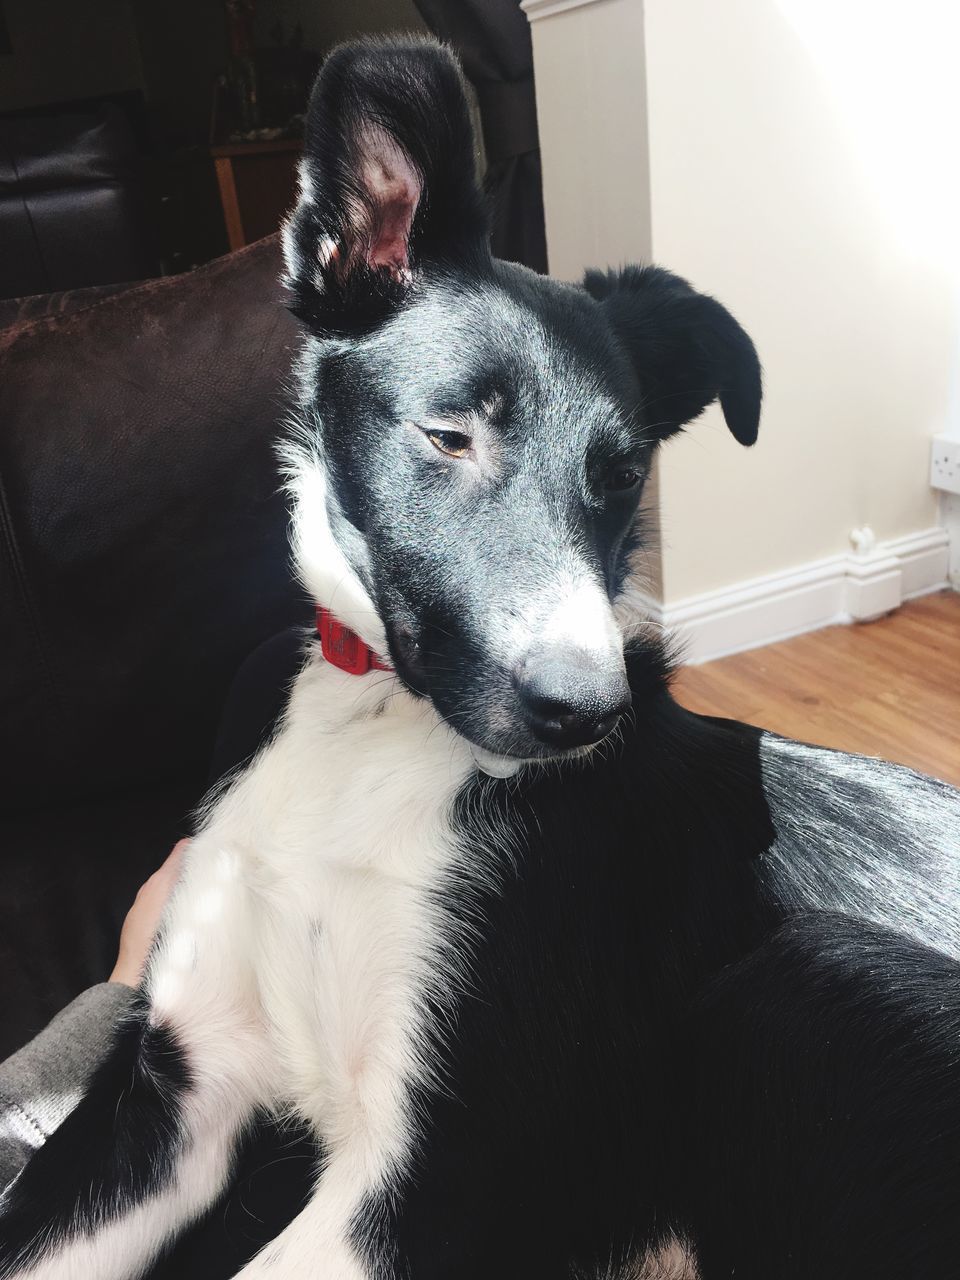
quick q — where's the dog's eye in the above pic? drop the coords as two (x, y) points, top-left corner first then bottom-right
(424, 428), (472, 459)
(605, 465), (642, 492)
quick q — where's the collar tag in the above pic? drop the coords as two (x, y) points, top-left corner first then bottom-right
(316, 606), (391, 676)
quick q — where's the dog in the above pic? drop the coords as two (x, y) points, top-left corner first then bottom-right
(2, 36), (959, 1280)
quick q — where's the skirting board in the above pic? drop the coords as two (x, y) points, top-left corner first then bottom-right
(641, 527), (951, 666)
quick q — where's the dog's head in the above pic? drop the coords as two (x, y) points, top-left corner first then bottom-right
(282, 38), (761, 770)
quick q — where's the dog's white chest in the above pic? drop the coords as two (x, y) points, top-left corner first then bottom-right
(216, 653), (477, 1161)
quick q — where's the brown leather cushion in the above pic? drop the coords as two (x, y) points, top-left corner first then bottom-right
(0, 235), (309, 812)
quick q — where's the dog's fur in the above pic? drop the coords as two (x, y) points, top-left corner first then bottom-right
(2, 38), (959, 1280)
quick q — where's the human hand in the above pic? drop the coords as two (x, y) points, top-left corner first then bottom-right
(109, 839), (188, 987)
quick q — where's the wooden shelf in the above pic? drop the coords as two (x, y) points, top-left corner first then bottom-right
(211, 138), (302, 251)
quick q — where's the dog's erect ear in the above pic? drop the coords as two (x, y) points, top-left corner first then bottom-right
(284, 37), (488, 336)
(584, 265), (762, 446)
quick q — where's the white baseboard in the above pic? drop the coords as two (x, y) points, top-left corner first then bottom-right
(642, 527), (950, 665)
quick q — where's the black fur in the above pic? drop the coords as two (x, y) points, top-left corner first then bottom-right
(366, 663), (780, 1278)
(284, 38), (488, 337)
(354, 673), (960, 1278)
(284, 38), (960, 1276)
(681, 913), (960, 1277)
(285, 40), (761, 760)
(0, 1001), (190, 1276)
(583, 265), (762, 445)
(3, 35), (958, 1280)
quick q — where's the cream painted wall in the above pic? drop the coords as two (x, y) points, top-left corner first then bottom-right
(527, 0), (652, 280)
(527, 0), (663, 594)
(527, 0), (958, 604)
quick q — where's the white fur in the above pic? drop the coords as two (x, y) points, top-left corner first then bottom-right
(538, 573), (623, 657)
(11, 371), (638, 1276)
(280, 160), (315, 286)
(226, 653), (482, 1276)
(284, 451), (388, 657)
(11, 1105), (253, 1280)
(489, 557), (624, 676)
(16, 587), (497, 1278)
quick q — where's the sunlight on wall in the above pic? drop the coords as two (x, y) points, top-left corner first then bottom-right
(777, 0), (960, 278)
(531, 0), (959, 600)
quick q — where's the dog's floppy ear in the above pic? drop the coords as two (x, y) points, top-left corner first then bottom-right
(284, 37), (488, 336)
(584, 265), (762, 445)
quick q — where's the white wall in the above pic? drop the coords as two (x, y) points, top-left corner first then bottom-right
(528, 0), (958, 607)
(527, 0), (663, 594)
(526, 0), (652, 281)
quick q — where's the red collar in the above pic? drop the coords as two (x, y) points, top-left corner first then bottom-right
(316, 606), (392, 676)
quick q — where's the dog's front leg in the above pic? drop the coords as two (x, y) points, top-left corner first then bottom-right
(0, 836), (273, 1280)
(232, 1056), (411, 1280)
(233, 1148), (387, 1280)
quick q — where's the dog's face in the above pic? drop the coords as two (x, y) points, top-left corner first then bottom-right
(283, 39), (761, 768)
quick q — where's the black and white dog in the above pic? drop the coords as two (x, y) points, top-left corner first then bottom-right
(2, 37), (959, 1280)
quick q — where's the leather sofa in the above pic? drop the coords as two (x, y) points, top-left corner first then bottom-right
(0, 102), (158, 301)
(0, 235), (310, 1062)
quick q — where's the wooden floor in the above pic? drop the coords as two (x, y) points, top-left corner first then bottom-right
(672, 590), (960, 787)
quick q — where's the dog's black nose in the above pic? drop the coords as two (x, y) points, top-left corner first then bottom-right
(517, 652), (631, 750)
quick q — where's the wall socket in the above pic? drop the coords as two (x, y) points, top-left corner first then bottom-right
(930, 435), (960, 496)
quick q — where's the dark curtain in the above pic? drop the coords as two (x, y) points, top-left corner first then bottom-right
(412, 0), (548, 274)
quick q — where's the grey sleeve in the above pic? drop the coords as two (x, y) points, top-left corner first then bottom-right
(0, 982), (139, 1190)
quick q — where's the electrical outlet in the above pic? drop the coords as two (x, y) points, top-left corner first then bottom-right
(930, 435), (960, 496)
